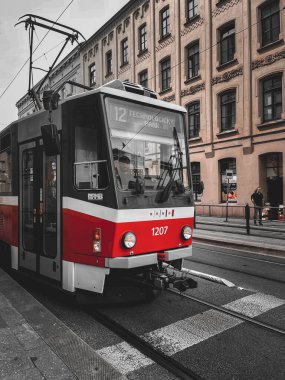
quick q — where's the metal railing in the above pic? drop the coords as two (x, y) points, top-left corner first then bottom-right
(195, 203), (285, 236)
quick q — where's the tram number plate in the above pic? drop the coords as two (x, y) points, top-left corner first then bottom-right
(151, 226), (168, 236)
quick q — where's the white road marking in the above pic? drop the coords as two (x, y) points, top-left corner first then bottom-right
(224, 293), (285, 318)
(96, 293), (285, 374)
(97, 341), (153, 375)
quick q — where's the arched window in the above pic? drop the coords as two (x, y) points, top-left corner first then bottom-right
(220, 90), (236, 132)
(186, 0), (199, 21)
(260, 0), (280, 47)
(160, 57), (171, 91)
(219, 22), (235, 65)
(89, 63), (96, 87)
(220, 158), (237, 203)
(262, 74), (282, 122)
(188, 102), (200, 138)
(138, 24), (147, 53)
(191, 162), (203, 201)
(187, 42), (199, 79)
(160, 6), (170, 38)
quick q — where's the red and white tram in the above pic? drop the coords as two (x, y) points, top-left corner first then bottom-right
(0, 80), (196, 295)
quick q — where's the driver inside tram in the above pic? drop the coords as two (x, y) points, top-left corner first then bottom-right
(116, 155), (133, 189)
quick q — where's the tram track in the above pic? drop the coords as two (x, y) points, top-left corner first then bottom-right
(86, 307), (204, 380)
(167, 288), (285, 337)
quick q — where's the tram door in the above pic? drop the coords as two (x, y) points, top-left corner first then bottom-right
(19, 141), (61, 281)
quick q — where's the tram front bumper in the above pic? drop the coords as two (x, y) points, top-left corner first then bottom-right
(105, 246), (192, 269)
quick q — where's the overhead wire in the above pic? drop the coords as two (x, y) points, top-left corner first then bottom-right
(0, 0), (74, 100)
(1, 4), (284, 102)
(33, 39), (66, 63)
(117, 6), (285, 150)
(147, 5), (285, 84)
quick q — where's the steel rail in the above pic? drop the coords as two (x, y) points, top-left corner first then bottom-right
(167, 288), (285, 337)
(87, 308), (203, 380)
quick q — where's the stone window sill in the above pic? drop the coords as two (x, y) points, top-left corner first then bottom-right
(137, 49), (148, 57)
(184, 14), (200, 27)
(257, 39), (284, 54)
(105, 72), (113, 78)
(120, 62), (129, 69)
(158, 33), (172, 44)
(159, 87), (172, 96)
(217, 59), (238, 72)
(216, 0), (231, 6)
(257, 119), (284, 130)
(189, 136), (201, 142)
(216, 129), (238, 137)
(184, 75), (201, 85)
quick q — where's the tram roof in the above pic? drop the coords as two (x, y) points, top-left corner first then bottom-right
(61, 80), (187, 114)
(6, 80), (187, 131)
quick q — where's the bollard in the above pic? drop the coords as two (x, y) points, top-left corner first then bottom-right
(245, 203), (250, 235)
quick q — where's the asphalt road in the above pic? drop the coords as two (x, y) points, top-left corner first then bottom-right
(187, 242), (285, 299)
(18, 244), (285, 380)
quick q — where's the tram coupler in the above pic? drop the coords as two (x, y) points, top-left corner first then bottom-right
(148, 266), (197, 291)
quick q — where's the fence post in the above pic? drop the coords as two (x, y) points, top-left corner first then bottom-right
(245, 204), (250, 235)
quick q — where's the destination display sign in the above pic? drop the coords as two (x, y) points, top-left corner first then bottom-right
(105, 98), (181, 138)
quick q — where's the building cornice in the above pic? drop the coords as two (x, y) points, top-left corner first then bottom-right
(211, 66), (243, 86)
(252, 49), (285, 71)
(81, 0), (147, 53)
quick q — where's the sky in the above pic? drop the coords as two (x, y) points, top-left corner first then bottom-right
(0, 0), (129, 129)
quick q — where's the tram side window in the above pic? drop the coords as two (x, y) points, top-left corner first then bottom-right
(74, 126), (109, 190)
(0, 134), (12, 193)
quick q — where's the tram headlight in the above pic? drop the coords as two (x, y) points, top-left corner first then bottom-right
(181, 226), (192, 240)
(122, 232), (136, 249)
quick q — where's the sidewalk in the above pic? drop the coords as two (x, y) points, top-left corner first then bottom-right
(0, 267), (126, 380)
(194, 216), (285, 257)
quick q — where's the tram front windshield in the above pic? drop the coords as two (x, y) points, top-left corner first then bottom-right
(105, 97), (190, 196)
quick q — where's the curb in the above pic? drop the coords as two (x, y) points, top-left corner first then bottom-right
(193, 235), (285, 258)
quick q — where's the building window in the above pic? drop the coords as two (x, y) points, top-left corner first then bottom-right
(220, 158), (237, 203)
(187, 42), (199, 79)
(121, 39), (128, 66)
(89, 63), (96, 86)
(160, 7), (170, 38)
(106, 50), (112, 76)
(161, 57), (171, 91)
(264, 153), (283, 209)
(262, 74), (282, 122)
(260, 0), (280, 47)
(191, 162), (203, 201)
(139, 24), (147, 53)
(187, 0), (198, 21)
(220, 90), (236, 132)
(139, 70), (148, 88)
(188, 102), (200, 138)
(220, 23), (235, 65)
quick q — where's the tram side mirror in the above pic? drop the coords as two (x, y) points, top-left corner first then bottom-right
(41, 124), (61, 156)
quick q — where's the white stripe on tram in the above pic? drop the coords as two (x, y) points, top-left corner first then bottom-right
(63, 196), (194, 223)
(96, 293), (285, 375)
(0, 196), (18, 206)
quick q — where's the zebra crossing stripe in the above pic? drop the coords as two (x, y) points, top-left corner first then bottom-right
(96, 341), (153, 375)
(96, 293), (285, 375)
(224, 293), (285, 318)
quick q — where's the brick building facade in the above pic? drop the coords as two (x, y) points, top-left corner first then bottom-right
(17, 0), (285, 209)
(81, 0), (285, 208)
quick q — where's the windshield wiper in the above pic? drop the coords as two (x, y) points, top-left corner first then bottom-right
(155, 127), (185, 203)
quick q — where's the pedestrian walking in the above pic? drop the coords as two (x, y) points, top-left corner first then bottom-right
(251, 187), (264, 226)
